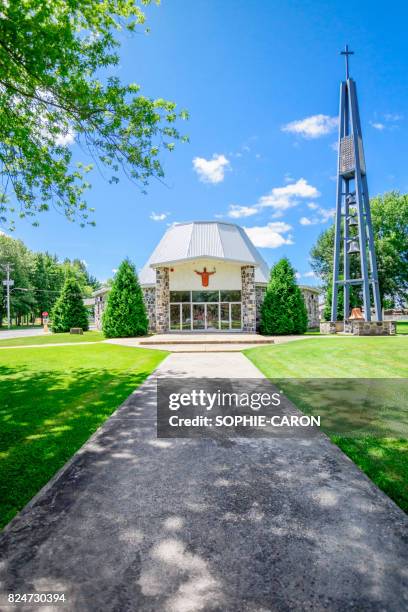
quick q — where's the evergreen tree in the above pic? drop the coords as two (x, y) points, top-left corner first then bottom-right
(32, 252), (65, 322)
(260, 258), (308, 335)
(102, 259), (148, 338)
(51, 275), (89, 333)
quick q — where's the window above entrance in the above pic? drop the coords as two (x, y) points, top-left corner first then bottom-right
(170, 290), (242, 303)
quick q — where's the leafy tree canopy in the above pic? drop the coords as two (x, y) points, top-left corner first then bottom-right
(311, 192), (408, 309)
(0, 0), (188, 230)
(260, 257), (308, 335)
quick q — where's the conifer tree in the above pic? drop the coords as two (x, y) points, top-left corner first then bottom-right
(260, 258), (308, 335)
(51, 275), (89, 333)
(102, 259), (148, 338)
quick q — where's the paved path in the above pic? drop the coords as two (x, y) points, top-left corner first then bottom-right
(1, 353), (407, 611)
(105, 334), (313, 352)
(0, 328), (48, 340)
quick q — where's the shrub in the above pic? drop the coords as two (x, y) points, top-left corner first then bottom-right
(260, 258), (308, 335)
(102, 259), (148, 338)
(51, 276), (89, 333)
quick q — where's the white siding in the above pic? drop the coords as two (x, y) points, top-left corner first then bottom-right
(169, 260), (242, 291)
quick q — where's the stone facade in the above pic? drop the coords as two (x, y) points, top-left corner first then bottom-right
(94, 289), (109, 330)
(320, 320), (396, 335)
(343, 320), (396, 336)
(320, 321), (343, 334)
(300, 287), (320, 328)
(155, 267), (169, 333)
(241, 265), (256, 332)
(255, 285), (266, 331)
(142, 287), (156, 332)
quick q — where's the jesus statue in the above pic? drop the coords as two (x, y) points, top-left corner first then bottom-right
(195, 267), (215, 287)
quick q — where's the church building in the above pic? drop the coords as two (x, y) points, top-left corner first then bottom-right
(94, 221), (319, 332)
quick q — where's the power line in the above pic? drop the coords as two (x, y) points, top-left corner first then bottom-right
(10, 287), (91, 297)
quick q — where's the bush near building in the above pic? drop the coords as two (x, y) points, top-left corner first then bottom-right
(51, 276), (89, 333)
(260, 258), (308, 335)
(102, 259), (148, 338)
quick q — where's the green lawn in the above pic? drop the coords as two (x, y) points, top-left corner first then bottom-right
(0, 330), (105, 347)
(0, 343), (167, 528)
(397, 321), (408, 335)
(245, 337), (408, 512)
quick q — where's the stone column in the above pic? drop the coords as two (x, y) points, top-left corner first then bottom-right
(155, 267), (169, 333)
(142, 287), (156, 332)
(255, 285), (266, 331)
(241, 265), (256, 332)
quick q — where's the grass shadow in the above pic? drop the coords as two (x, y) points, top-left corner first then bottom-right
(0, 345), (165, 528)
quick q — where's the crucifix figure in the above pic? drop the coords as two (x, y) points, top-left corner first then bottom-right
(195, 266), (215, 287)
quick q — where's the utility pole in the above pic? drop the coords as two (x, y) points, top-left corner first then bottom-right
(1, 263), (14, 329)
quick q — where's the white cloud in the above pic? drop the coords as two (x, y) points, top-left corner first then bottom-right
(370, 114), (403, 132)
(330, 141), (339, 152)
(244, 222), (293, 249)
(258, 178), (320, 212)
(150, 212), (168, 222)
(299, 206), (334, 226)
(55, 127), (75, 146)
(222, 178), (320, 222)
(370, 121), (385, 131)
(192, 154), (230, 184)
(318, 207), (335, 222)
(112, 268), (118, 274)
(303, 271), (317, 278)
(282, 114), (338, 139)
(295, 272), (301, 279)
(384, 113), (403, 122)
(227, 205), (258, 219)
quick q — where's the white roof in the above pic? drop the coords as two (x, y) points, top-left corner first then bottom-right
(139, 221), (270, 286)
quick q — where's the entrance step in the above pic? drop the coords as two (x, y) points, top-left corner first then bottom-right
(140, 333), (275, 346)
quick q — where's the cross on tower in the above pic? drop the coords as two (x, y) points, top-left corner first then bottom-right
(331, 47), (382, 323)
(340, 44), (354, 80)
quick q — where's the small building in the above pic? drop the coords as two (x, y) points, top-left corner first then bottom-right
(94, 286), (110, 330)
(94, 221), (319, 333)
(299, 285), (320, 329)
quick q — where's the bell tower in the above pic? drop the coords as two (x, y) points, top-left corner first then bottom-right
(331, 45), (382, 322)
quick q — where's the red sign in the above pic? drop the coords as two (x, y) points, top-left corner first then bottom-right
(42, 311), (49, 317)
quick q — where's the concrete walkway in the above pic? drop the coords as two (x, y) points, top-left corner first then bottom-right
(0, 353), (407, 611)
(0, 327), (49, 340)
(105, 334), (311, 352)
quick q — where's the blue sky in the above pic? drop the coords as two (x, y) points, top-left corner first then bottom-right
(9, 0), (408, 285)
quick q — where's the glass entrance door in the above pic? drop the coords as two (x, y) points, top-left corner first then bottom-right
(206, 303), (219, 330)
(192, 304), (205, 330)
(169, 291), (242, 331)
